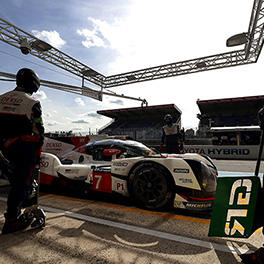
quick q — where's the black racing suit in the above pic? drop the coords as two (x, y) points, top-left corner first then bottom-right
(161, 123), (182, 154)
(0, 89), (44, 220)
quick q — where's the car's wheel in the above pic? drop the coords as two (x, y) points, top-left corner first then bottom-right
(129, 162), (173, 209)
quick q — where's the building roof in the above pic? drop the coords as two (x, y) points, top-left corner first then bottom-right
(197, 95), (264, 117)
(97, 104), (182, 120)
(210, 126), (260, 132)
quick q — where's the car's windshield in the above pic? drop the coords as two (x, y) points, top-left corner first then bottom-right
(123, 141), (158, 157)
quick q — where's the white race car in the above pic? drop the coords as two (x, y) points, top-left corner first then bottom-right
(40, 139), (217, 210)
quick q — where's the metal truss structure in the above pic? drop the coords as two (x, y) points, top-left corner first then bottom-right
(104, 0), (264, 88)
(104, 49), (253, 88)
(0, 71), (147, 105)
(0, 18), (105, 86)
(246, 0), (264, 60)
(0, 0), (264, 96)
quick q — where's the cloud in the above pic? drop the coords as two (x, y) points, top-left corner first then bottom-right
(43, 112), (52, 118)
(77, 1), (237, 75)
(32, 30), (66, 49)
(77, 27), (106, 48)
(72, 120), (89, 124)
(46, 121), (57, 126)
(35, 90), (47, 100)
(74, 97), (85, 106)
(109, 99), (124, 105)
(86, 112), (102, 118)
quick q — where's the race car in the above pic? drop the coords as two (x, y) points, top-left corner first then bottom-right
(60, 139), (158, 165)
(40, 139), (218, 210)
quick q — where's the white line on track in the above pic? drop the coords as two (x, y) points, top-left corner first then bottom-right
(114, 234), (159, 247)
(0, 196), (239, 254)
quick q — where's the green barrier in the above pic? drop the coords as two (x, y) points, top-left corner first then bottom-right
(209, 107), (264, 238)
(208, 176), (261, 238)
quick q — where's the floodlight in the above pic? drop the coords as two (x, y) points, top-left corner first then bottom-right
(196, 61), (207, 68)
(226, 33), (248, 47)
(20, 38), (31, 54)
(31, 39), (52, 52)
(81, 68), (99, 77)
(126, 75), (137, 81)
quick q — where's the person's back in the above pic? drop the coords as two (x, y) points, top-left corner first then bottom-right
(0, 89), (40, 138)
(0, 68), (45, 234)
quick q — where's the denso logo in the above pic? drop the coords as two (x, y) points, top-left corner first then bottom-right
(46, 143), (62, 148)
(0, 97), (23, 105)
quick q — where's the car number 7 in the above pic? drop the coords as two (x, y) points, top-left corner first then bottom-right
(94, 175), (102, 189)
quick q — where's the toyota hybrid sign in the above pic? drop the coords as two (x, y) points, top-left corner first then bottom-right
(184, 145), (262, 160)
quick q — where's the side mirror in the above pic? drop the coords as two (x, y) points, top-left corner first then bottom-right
(103, 149), (121, 156)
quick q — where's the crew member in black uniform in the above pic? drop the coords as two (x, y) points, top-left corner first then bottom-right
(0, 68), (45, 234)
(161, 114), (183, 154)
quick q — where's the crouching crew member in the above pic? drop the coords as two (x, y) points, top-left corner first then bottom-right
(161, 114), (184, 154)
(0, 68), (46, 234)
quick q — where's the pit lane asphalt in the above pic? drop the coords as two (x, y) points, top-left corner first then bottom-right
(0, 159), (264, 264)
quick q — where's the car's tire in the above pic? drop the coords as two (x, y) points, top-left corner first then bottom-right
(129, 162), (173, 209)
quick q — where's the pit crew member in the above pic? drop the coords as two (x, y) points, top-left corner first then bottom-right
(0, 68), (45, 234)
(161, 114), (183, 154)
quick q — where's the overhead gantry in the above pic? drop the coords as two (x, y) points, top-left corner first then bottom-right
(0, 0), (264, 102)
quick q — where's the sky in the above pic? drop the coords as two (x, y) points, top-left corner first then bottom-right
(0, 0), (262, 134)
